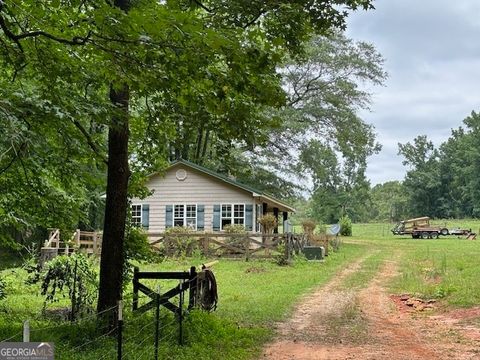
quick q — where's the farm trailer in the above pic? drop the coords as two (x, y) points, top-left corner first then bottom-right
(391, 217), (475, 239)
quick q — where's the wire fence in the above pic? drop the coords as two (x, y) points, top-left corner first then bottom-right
(1, 286), (189, 359)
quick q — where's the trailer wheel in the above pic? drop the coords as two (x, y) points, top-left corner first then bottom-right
(440, 228), (449, 236)
(421, 231), (430, 239)
(431, 232), (439, 239)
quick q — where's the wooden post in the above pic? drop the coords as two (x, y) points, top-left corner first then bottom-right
(75, 229), (81, 247)
(117, 300), (123, 360)
(244, 236), (250, 262)
(188, 266), (197, 310)
(23, 320), (30, 342)
(93, 231), (98, 255)
(273, 208), (279, 234)
(132, 267), (139, 311)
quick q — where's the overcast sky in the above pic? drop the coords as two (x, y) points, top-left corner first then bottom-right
(345, 0), (480, 185)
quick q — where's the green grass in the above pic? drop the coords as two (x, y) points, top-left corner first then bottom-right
(351, 220), (480, 307)
(0, 243), (368, 359)
(3, 220), (480, 359)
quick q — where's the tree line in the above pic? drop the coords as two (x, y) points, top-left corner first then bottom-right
(305, 111), (480, 224)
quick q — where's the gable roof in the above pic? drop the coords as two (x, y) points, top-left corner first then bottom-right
(158, 159), (295, 212)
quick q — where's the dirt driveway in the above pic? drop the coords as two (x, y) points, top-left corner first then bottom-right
(262, 255), (480, 360)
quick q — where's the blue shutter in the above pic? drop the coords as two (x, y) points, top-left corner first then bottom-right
(165, 205), (173, 229)
(197, 205), (205, 231)
(245, 204), (253, 231)
(213, 205), (221, 231)
(142, 204), (150, 229)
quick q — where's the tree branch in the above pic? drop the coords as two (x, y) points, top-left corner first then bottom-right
(0, 13), (92, 52)
(72, 119), (108, 165)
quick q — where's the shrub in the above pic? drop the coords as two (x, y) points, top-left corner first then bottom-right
(32, 254), (98, 320)
(0, 276), (5, 300)
(302, 219), (316, 235)
(258, 214), (277, 234)
(339, 215), (352, 236)
(164, 226), (198, 257)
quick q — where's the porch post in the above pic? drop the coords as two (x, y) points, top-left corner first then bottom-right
(283, 212), (288, 234)
(273, 207), (279, 234)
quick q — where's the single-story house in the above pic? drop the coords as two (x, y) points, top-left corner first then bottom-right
(130, 160), (295, 237)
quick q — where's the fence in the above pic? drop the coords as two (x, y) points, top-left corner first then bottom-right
(0, 263), (218, 359)
(150, 232), (306, 261)
(40, 229), (102, 265)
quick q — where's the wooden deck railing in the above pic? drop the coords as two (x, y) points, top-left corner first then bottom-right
(40, 229), (102, 265)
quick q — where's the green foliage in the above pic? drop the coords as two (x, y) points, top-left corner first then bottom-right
(223, 224), (247, 234)
(163, 227), (198, 258)
(339, 215), (352, 236)
(0, 276), (5, 300)
(125, 226), (154, 262)
(32, 254), (98, 318)
(258, 214), (277, 234)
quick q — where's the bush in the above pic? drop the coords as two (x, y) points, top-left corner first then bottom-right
(339, 215), (352, 236)
(164, 226), (198, 257)
(302, 219), (316, 235)
(0, 276), (5, 300)
(32, 254), (98, 320)
(258, 214), (277, 234)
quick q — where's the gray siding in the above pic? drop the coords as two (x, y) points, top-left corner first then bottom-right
(131, 164), (257, 233)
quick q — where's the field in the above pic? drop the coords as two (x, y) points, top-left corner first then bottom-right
(1, 220), (480, 359)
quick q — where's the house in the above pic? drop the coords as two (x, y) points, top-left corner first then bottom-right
(130, 160), (295, 238)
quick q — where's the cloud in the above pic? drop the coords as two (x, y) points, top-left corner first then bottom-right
(345, 0), (480, 184)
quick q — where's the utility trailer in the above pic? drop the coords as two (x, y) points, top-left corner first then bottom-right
(392, 217), (475, 239)
(391, 217), (448, 239)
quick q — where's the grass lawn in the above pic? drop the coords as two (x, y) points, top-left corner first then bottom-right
(0, 243), (367, 359)
(2, 220), (480, 359)
(351, 220), (480, 307)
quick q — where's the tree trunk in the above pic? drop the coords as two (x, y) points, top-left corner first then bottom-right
(97, 83), (130, 325)
(96, 0), (131, 328)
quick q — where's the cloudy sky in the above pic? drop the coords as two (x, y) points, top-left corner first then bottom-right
(345, 0), (480, 185)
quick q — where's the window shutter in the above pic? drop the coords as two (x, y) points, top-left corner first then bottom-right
(142, 204), (150, 229)
(245, 204), (253, 231)
(197, 205), (205, 231)
(213, 205), (221, 231)
(165, 205), (173, 228)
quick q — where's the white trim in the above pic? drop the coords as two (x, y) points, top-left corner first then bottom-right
(172, 203), (198, 230)
(131, 204), (143, 227)
(220, 203), (246, 230)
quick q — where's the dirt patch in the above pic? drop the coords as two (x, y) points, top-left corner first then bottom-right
(262, 256), (480, 360)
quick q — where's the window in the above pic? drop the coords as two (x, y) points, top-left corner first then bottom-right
(173, 204), (197, 229)
(221, 204), (245, 229)
(234, 204), (245, 225)
(131, 204), (142, 227)
(221, 205), (232, 229)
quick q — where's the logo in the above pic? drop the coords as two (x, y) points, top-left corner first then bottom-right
(0, 342), (54, 360)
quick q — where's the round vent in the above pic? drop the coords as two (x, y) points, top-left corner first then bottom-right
(176, 168), (187, 181)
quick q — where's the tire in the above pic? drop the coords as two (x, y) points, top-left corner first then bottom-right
(440, 228), (449, 236)
(421, 231), (430, 239)
(431, 232), (439, 239)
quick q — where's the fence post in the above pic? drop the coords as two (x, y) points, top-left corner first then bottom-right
(132, 267), (139, 311)
(23, 320), (30, 342)
(244, 236), (250, 262)
(286, 234), (291, 264)
(188, 266), (197, 310)
(154, 287), (160, 360)
(178, 280), (184, 346)
(117, 300), (123, 360)
(71, 259), (78, 322)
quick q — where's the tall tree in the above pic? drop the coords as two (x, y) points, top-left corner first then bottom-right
(1, 0), (376, 326)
